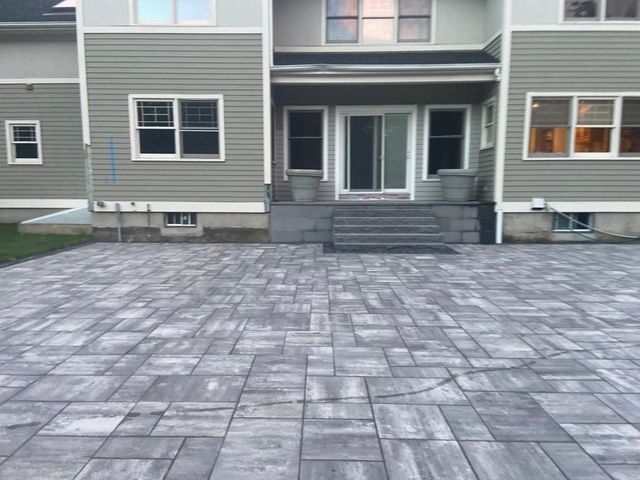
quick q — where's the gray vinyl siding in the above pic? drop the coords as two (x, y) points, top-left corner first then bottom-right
(84, 33), (265, 203)
(504, 31), (640, 202)
(0, 84), (85, 199)
(272, 84), (487, 202)
(0, 31), (78, 80)
(484, 33), (501, 61)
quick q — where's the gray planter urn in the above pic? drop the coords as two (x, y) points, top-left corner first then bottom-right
(438, 169), (477, 202)
(286, 169), (323, 202)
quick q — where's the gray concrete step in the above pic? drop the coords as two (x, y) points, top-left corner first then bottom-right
(333, 216), (438, 226)
(332, 243), (453, 253)
(334, 225), (441, 234)
(333, 207), (437, 217)
(334, 233), (444, 244)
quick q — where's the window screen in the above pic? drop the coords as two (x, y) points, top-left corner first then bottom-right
(621, 98), (640, 155)
(327, 0), (359, 42)
(428, 110), (466, 176)
(288, 111), (324, 171)
(136, 101), (176, 155)
(180, 101), (220, 157)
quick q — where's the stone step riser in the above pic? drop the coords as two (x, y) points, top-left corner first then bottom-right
(334, 217), (438, 226)
(334, 233), (444, 244)
(333, 209), (437, 218)
(334, 225), (441, 234)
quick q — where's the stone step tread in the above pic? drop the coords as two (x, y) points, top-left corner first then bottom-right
(334, 234), (444, 244)
(333, 244), (453, 253)
(334, 226), (441, 234)
(333, 209), (437, 217)
(333, 216), (438, 225)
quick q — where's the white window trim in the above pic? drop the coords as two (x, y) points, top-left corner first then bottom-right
(523, 92), (640, 161)
(553, 212), (594, 233)
(128, 94), (225, 162)
(334, 105), (417, 200)
(481, 97), (496, 150)
(5, 120), (43, 165)
(423, 105), (471, 181)
(165, 212), (198, 227)
(561, 0), (640, 23)
(322, 0), (437, 46)
(283, 106), (329, 182)
(131, 0), (217, 26)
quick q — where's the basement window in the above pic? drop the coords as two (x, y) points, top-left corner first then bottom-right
(166, 212), (197, 227)
(553, 212), (594, 232)
(5, 121), (42, 165)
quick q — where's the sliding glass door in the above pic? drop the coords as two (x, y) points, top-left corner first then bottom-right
(344, 112), (410, 192)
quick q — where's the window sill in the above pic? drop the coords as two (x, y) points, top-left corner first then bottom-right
(480, 145), (495, 151)
(133, 159), (224, 163)
(524, 156), (640, 161)
(8, 160), (43, 166)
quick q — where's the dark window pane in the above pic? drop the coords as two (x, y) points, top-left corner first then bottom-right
(137, 101), (174, 127)
(565, 0), (600, 19)
(139, 129), (176, 154)
(622, 98), (640, 125)
(327, 0), (358, 17)
(182, 131), (219, 156)
(399, 0), (432, 16)
(12, 126), (37, 142)
(531, 99), (571, 127)
(290, 138), (323, 170)
(606, 0), (639, 18)
(289, 112), (323, 138)
(15, 143), (38, 159)
(181, 101), (217, 129)
(327, 18), (358, 42)
(621, 127), (640, 154)
(430, 111), (464, 136)
(554, 214), (572, 231)
(574, 213), (592, 229)
(428, 138), (462, 175)
(398, 17), (430, 41)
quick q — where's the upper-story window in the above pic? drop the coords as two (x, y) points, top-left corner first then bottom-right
(136, 0), (214, 25)
(326, 0), (432, 44)
(564, 0), (639, 21)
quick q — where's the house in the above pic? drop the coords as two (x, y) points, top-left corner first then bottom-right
(1, 0), (640, 245)
(0, 0), (86, 224)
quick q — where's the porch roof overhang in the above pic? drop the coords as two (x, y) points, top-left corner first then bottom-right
(271, 50), (500, 85)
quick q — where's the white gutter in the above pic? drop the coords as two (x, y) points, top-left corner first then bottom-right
(271, 63), (501, 73)
(0, 22), (75, 29)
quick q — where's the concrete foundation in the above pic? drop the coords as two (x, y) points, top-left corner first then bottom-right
(504, 212), (640, 243)
(270, 202), (496, 245)
(0, 208), (62, 224)
(93, 212), (269, 243)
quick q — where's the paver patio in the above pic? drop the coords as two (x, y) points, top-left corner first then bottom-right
(0, 243), (640, 479)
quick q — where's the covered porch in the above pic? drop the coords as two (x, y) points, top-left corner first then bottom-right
(269, 53), (498, 246)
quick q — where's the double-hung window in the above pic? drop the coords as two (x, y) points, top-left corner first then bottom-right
(5, 121), (42, 165)
(136, 0), (214, 25)
(326, 0), (432, 44)
(526, 95), (640, 159)
(564, 0), (639, 21)
(481, 100), (496, 149)
(426, 108), (469, 178)
(285, 108), (327, 178)
(132, 96), (224, 161)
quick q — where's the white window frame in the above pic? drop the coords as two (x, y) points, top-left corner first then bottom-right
(553, 212), (594, 232)
(423, 105), (471, 181)
(128, 94), (225, 162)
(562, 0), (640, 22)
(5, 120), (43, 165)
(522, 92), (640, 160)
(481, 98), (496, 150)
(132, 0), (216, 26)
(165, 212), (198, 227)
(323, 0), (436, 45)
(283, 106), (329, 182)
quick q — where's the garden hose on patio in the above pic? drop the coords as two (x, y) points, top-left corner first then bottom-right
(546, 206), (640, 242)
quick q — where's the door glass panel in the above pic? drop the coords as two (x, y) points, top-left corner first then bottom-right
(384, 114), (409, 189)
(349, 116), (382, 190)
